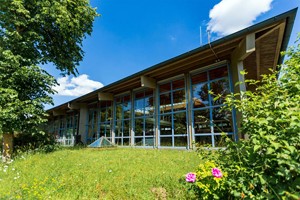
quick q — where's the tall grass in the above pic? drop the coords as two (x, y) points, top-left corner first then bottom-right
(0, 148), (198, 199)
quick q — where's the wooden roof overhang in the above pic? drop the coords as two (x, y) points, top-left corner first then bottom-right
(47, 8), (297, 115)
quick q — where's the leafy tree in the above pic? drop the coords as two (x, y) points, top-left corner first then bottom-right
(0, 0), (98, 161)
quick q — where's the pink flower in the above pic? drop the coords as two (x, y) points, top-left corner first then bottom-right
(212, 168), (223, 178)
(185, 172), (196, 183)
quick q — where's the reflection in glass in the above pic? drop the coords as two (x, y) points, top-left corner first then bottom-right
(135, 138), (143, 146)
(192, 83), (209, 108)
(135, 118), (143, 136)
(209, 66), (228, 80)
(195, 135), (212, 147)
(172, 79), (184, 90)
(174, 112), (187, 134)
(212, 107), (233, 133)
(160, 137), (172, 146)
(145, 96), (154, 116)
(194, 109), (211, 134)
(160, 93), (171, 113)
(192, 72), (207, 85)
(160, 115), (172, 135)
(160, 82), (171, 93)
(174, 136), (187, 147)
(145, 120), (154, 136)
(211, 79), (230, 105)
(173, 90), (186, 112)
(123, 138), (130, 146)
(123, 120), (130, 136)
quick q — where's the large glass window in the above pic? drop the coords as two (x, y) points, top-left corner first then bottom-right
(158, 78), (188, 147)
(114, 94), (131, 146)
(192, 65), (234, 147)
(134, 89), (154, 147)
(86, 104), (98, 143)
(48, 112), (78, 146)
(98, 101), (113, 140)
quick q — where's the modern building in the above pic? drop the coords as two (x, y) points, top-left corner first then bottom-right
(46, 8), (297, 149)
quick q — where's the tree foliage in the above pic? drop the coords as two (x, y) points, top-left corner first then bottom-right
(0, 0), (98, 138)
(184, 35), (300, 199)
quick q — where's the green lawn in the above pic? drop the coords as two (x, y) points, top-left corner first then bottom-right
(0, 148), (199, 199)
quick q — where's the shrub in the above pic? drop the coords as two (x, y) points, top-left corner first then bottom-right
(183, 36), (300, 199)
(13, 132), (60, 154)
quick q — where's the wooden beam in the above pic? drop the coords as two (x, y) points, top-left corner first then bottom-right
(273, 21), (286, 69)
(256, 40), (261, 80)
(53, 110), (65, 116)
(68, 103), (86, 110)
(98, 92), (114, 101)
(237, 61), (246, 92)
(141, 76), (156, 88)
(232, 33), (256, 61)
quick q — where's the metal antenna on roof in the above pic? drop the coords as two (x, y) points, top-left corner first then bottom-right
(200, 26), (203, 46)
(207, 30), (220, 62)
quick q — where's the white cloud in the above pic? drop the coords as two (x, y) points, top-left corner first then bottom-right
(207, 0), (273, 36)
(53, 74), (104, 96)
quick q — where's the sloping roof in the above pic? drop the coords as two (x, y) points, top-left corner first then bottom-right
(47, 8), (297, 113)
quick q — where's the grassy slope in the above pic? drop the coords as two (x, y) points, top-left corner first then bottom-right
(0, 148), (199, 199)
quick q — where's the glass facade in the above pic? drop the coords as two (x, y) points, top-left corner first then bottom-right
(158, 78), (188, 147)
(134, 89), (155, 146)
(47, 112), (78, 146)
(191, 65), (234, 147)
(114, 94), (131, 146)
(83, 64), (236, 148)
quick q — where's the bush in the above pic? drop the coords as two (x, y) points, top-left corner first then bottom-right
(13, 132), (60, 154)
(183, 36), (300, 199)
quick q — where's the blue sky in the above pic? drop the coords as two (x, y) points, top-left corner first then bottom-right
(45, 0), (300, 109)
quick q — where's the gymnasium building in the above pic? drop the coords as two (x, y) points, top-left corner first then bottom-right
(46, 9), (297, 149)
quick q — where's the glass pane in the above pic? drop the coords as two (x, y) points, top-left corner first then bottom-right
(194, 109), (211, 134)
(123, 138), (130, 146)
(192, 83), (209, 108)
(192, 72), (207, 85)
(134, 98), (144, 117)
(160, 93), (171, 113)
(100, 109), (106, 122)
(123, 120), (130, 136)
(107, 106), (112, 121)
(212, 108), (233, 133)
(116, 104), (122, 120)
(145, 96), (154, 116)
(100, 126), (105, 137)
(145, 118), (154, 136)
(160, 115), (172, 135)
(174, 136), (187, 147)
(144, 89), (153, 97)
(160, 137), (172, 146)
(115, 138), (122, 146)
(211, 79), (230, 105)
(172, 79), (185, 90)
(160, 82), (171, 93)
(145, 137), (154, 146)
(173, 90), (186, 112)
(174, 112), (187, 135)
(123, 102), (131, 119)
(135, 118), (143, 136)
(135, 91), (145, 99)
(209, 66), (228, 80)
(115, 121), (122, 137)
(135, 138), (143, 146)
(195, 135), (212, 147)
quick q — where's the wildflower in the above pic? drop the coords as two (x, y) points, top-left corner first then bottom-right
(185, 172), (196, 183)
(212, 168), (223, 178)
